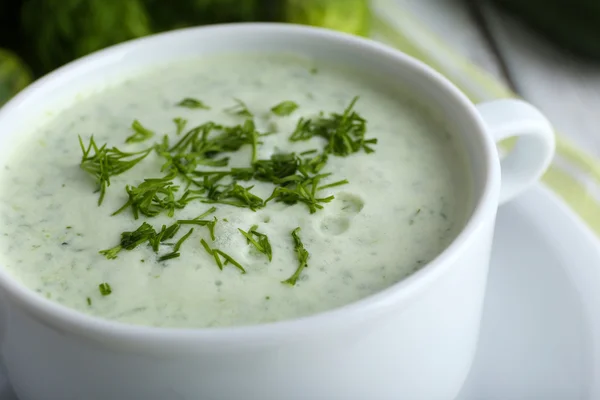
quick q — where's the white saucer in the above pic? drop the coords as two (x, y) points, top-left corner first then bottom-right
(0, 184), (598, 400)
(458, 184), (600, 400)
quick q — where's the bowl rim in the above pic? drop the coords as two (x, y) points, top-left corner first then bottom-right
(0, 22), (499, 348)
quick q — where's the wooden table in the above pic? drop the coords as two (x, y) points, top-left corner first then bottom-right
(398, 0), (600, 159)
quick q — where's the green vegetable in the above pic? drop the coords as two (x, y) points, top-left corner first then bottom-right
(21, 0), (152, 75)
(158, 227), (194, 261)
(94, 99), (369, 282)
(271, 100), (299, 116)
(98, 283), (112, 296)
(290, 96), (376, 156)
(177, 215), (218, 241)
(112, 174), (200, 219)
(239, 225), (272, 261)
(224, 98), (254, 118)
(100, 219), (201, 261)
(19, 0), (372, 77)
(0, 48), (32, 106)
(264, 173), (344, 214)
(282, 0), (371, 36)
(78, 135), (153, 205)
(99, 221), (158, 259)
(126, 119), (155, 144)
(282, 227), (309, 285)
(173, 118), (188, 135)
(200, 239), (246, 273)
(176, 98), (210, 110)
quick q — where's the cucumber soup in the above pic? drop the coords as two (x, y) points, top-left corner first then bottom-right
(0, 55), (470, 328)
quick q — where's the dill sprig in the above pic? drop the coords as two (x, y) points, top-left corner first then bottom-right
(158, 119), (260, 178)
(224, 98), (253, 118)
(178, 214), (218, 241)
(148, 223), (181, 252)
(238, 225), (272, 261)
(290, 96), (377, 156)
(271, 100), (299, 116)
(200, 239), (246, 273)
(265, 174), (335, 214)
(89, 97), (374, 282)
(99, 283), (112, 296)
(282, 227), (309, 285)
(125, 120), (155, 144)
(201, 183), (265, 211)
(111, 174), (204, 219)
(79, 135), (152, 205)
(191, 151), (348, 213)
(100, 220), (195, 261)
(158, 227), (194, 261)
(176, 98), (210, 109)
(99, 221), (156, 259)
(173, 118), (188, 135)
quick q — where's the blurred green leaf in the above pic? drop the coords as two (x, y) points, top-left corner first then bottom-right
(283, 0), (371, 36)
(144, 0), (261, 31)
(19, 0), (372, 77)
(21, 0), (152, 75)
(0, 48), (32, 106)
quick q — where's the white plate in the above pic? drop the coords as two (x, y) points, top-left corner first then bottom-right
(458, 184), (600, 400)
(0, 184), (599, 400)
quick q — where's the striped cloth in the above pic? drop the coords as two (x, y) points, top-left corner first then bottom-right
(370, 0), (600, 236)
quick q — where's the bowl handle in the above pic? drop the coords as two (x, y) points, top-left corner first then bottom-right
(476, 99), (556, 204)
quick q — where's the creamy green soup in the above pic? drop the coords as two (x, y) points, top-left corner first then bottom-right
(0, 55), (469, 328)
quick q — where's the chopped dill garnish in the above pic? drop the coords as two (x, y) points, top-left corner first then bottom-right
(79, 135), (152, 205)
(112, 174), (204, 219)
(264, 173), (340, 214)
(98, 283), (112, 296)
(178, 216), (218, 241)
(238, 225), (272, 261)
(190, 151), (347, 213)
(87, 97), (375, 280)
(173, 118), (188, 135)
(200, 183), (265, 211)
(99, 221), (156, 259)
(157, 252), (180, 261)
(173, 228), (194, 252)
(100, 220), (198, 261)
(125, 119), (155, 144)
(289, 96), (376, 156)
(176, 98), (210, 109)
(158, 119), (259, 177)
(318, 179), (350, 191)
(200, 239), (246, 273)
(282, 227), (309, 285)
(86, 297), (92, 305)
(271, 101), (299, 116)
(148, 223), (180, 253)
(224, 98), (253, 118)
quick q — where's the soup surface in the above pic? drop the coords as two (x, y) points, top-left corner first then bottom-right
(0, 55), (470, 328)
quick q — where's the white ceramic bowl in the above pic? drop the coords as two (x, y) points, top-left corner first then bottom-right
(0, 23), (554, 400)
